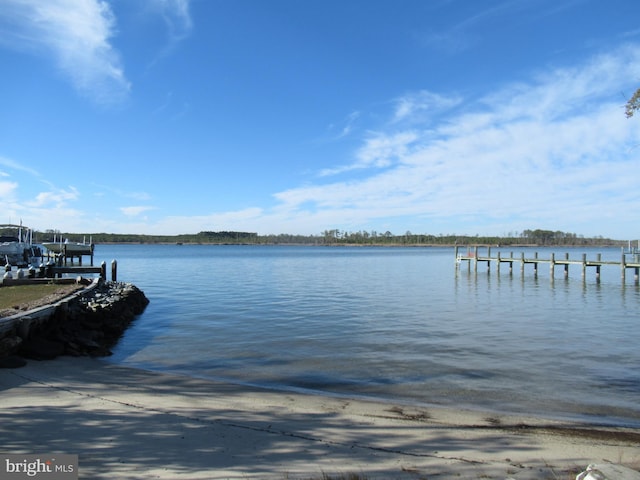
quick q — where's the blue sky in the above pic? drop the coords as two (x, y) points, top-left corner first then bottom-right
(1, 0), (640, 238)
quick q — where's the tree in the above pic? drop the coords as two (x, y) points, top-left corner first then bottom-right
(625, 88), (640, 118)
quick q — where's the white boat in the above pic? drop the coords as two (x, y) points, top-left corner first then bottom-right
(0, 223), (44, 267)
(43, 235), (94, 256)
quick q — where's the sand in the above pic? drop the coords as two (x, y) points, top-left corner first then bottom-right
(1, 357), (639, 479)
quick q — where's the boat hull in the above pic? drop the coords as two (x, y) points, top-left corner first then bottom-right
(0, 224), (43, 267)
(0, 242), (43, 267)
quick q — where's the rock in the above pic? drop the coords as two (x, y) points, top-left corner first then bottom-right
(0, 355), (27, 368)
(0, 336), (22, 357)
(20, 337), (65, 360)
(9, 280), (149, 361)
(17, 316), (34, 339)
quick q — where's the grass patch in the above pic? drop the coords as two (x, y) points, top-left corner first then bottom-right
(0, 283), (81, 311)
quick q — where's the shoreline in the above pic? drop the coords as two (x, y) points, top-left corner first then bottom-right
(109, 360), (640, 431)
(1, 357), (639, 479)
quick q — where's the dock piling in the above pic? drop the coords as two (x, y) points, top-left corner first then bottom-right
(474, 246), (479, 272)
(111, 259), (117, 282)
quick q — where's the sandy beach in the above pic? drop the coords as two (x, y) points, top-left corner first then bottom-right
(1, 357), (639, 479)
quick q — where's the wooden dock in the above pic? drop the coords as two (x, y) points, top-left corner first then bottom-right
(455, 246), (640, 284)
(2, 260), (118, 285)
(45, 242), (95, 266)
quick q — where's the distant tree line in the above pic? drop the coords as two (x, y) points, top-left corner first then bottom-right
(27, 228), (625, 247)
(37, 230), (259, 245)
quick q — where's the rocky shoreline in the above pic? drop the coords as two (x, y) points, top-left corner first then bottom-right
(0, 280), (149, 367)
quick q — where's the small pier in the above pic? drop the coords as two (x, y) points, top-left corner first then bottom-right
(455, 246), (640, 284)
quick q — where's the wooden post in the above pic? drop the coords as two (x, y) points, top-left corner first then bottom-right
(474, 246), (478, 273)
(520, 252), (525, 275)
(581, 253), (586, 279)
(635, 267), (639, 285)
(90, 243), (95, 266)
(100, 261), (106, 281)
(596, 253), (601, 282)
(621, 252), (626, 283)
(111, 259), (117, 282)
(533, 252), (538, 277)
(497, 251), (501, 273)
(550, 253), (555, 278)
(56, 254), (62, 278)
(564, 253), (569, 278)
(454, 245), (459, 267)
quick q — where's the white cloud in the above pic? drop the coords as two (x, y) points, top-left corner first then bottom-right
(319, 131), (419, 177)
(392, 90), (462, 123)
(90, 182), (152, 202)
(480, 45), (640, 124)
(0, 156), (85, 228)
(126, 192), (152, 202)
(0, 0), (130, 104)
(120, 206), (155, 217)
(417, 2), (574, 55)
(336, 110), (360, 138)
(0, 181), (18, 199)
(0, 155), (42, 178)
(28, 187), (80, 208)
(147, 0), (193, 63)
(153, 0), (192, 42)
(109, 207), (264, 235)
(356, 131), (420, 168)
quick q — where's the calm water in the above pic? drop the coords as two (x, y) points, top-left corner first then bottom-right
(98, 244), (640, 427)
